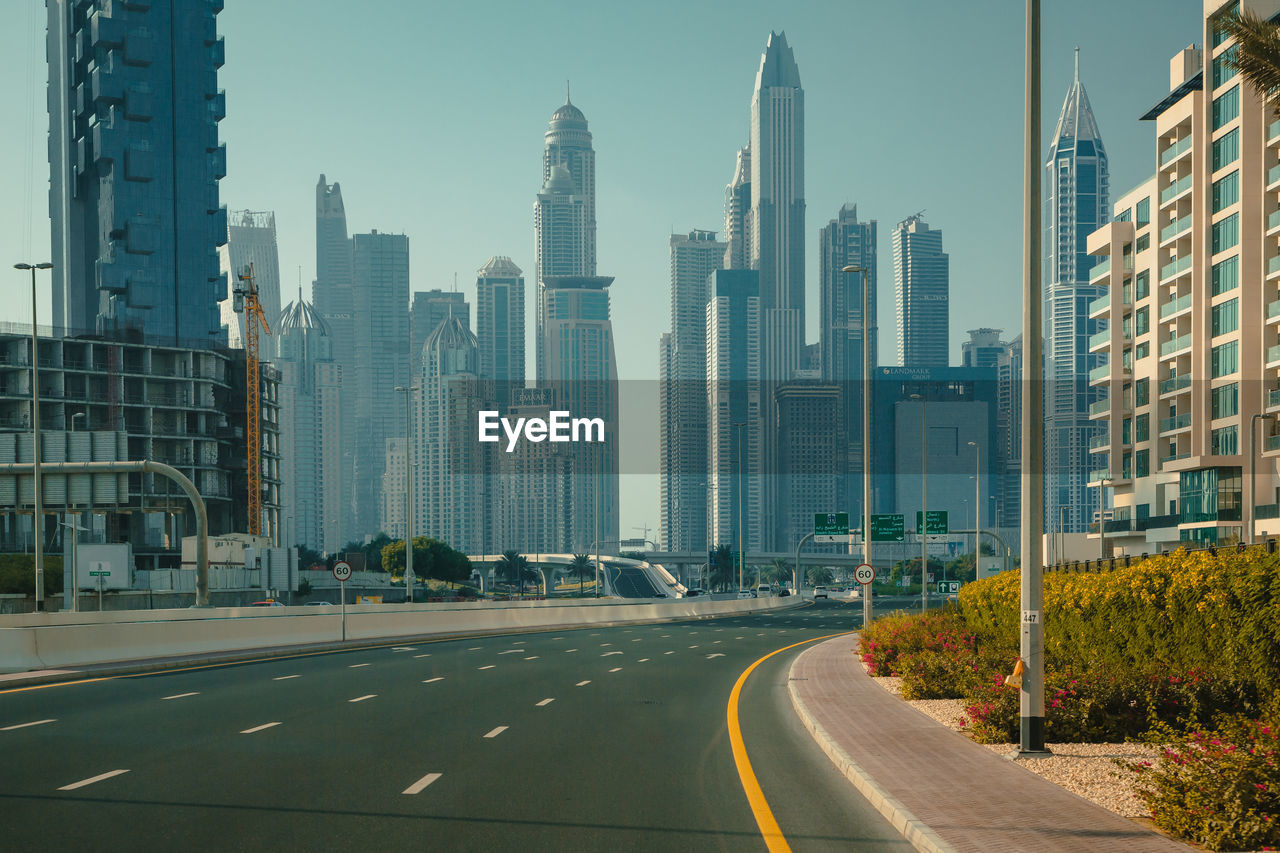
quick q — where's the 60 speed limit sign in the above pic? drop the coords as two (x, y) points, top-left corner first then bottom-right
(332, 560), (353, 582)
(854, 564), (876, 585)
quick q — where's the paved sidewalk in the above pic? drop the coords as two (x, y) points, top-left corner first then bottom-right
(788, 636), (1190, 853)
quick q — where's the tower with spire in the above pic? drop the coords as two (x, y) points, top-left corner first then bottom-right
(1043, 49), (1110, 535)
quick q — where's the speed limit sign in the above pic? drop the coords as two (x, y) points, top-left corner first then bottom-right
(854, 563), (876, 585)
(332, 560), (353, 582)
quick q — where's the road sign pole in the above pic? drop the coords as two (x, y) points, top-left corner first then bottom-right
(98, 574), (103, 612)
(341, 579), (346, 642)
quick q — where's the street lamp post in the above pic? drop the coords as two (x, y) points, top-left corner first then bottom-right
(968, 440), (981, 568)
(394, 385), (418, 603)
(15, 262), (53, 611)
(1250, 413), (1275, 545)
(733, 421), (746, 593)
(67, 411), (86, 611)
(910, 393), (927, 611)
(842, 264), (873, 627)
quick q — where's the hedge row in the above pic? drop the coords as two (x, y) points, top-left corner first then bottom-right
(0, 553), (64, 595)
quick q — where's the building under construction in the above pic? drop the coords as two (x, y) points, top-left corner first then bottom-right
(0, 324), (280, 571)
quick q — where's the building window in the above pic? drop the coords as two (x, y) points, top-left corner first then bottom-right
(1136, 233), (1150, 254)
(1122, 452), (1133, 480)
(1211, 341), (1238, 377)
(1212, 3), (1241, 48)
(1212, 128), (1239, 171)
(1213, 47), (1238, 88)
(1212, 85), (1240, 130)
(1136, 198), (1150, 227)
(1136, 449), (1150, 478)
(1115, 208), (1132, 223)
(1136, 341), (1149, 360)
(1212, 425), (1239, 455)
(1212, 255), (1238, 295)
(1123, 417), (1132, 445)
(1136, 413), (1149, 442)
(1135, 306), (1150, 337)
(1212, 213), (1239, 254)
(1211, 382), (1239, 418)
(1212, 171), (1239, 213)
(1135, 378), (1149, 407)
(1212, 298), (1238, 337)
(1135, 270), (1149, 301)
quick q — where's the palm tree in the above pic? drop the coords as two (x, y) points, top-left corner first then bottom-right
(768, 558), (792, 587)
(710, 544), (736, 592)
(1222, 10), (1280, 115)
(497, 550), (526, 595)
(570, 553), (592, 596)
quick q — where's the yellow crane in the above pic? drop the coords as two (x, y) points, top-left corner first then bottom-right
(234, 263), (270, 536)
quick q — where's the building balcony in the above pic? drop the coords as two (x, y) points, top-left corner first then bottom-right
(1159, 217), (1191, 245)
(1271, 119), (1280, 144)
(1160, 450), (1191, 465)
(1268, 255), (1280, 280)
(1159, 135), (1192, 167)
(1160, 174), (1193, 205)
(1160, 254), (1192, 282)
(1268, 300), (1280, 325)
(1087, 468), (1112, 485)
(1089, 257), (1111, 281)
(1089, 398), (1111, 418)
(1088, 433), (1111, 452)
(1268, 388), (1280, 413)
(1267, 433), (1280, 454)
(1136, 513), (1180, 530)
(1159, 292), (1192, 320)
(1088, 329), (1112, 352)
(1159, 374), (1191, 396)
(1268, 344), (1280, 367)
(1268, 209), (1280, 236)
(1160, 333), (1192, 358)
(1159, 413), (1192, 434)
(1088, 293), (1111, 317)
(1088, 363), (1113, 384)
(1270, 164), (1280, 190)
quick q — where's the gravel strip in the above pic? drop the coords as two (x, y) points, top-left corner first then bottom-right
(869, 672), (1156, 818)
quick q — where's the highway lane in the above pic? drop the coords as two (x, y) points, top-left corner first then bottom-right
(0, 600), (906, 851)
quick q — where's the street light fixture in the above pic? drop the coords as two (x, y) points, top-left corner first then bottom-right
(15, 262), (54, 611)
(394, 385), (419, 603)
(842, 263), (873, 627)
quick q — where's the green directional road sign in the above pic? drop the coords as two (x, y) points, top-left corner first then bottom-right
(869, 514), (905, 542)
(814, 512), (849, 542)
(915, 510), (949, 535)
(89, 570), (110, 577)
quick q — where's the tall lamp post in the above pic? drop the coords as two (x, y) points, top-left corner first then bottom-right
(1249, 413), (1275, 545)
(842, 264), (873, 627)
(733, 421), (746, 592)
(67, 411), (85, 610)
(910, 393), (927, 611)
(968, 440), (981, 568)
(16, 262), (53, 611)
(394, 385), (418, 603)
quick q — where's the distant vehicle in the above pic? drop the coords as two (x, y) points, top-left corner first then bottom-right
(653, 592), (668, 598)
(684, 589), (706, 597)
(737, 589), (757, 599)
(756, 584), (772, 596)
(304, 601), (334, 607)
(249, 599), (284, 607)
(778, 588), (791, 597)
(813, 586), (828, 599)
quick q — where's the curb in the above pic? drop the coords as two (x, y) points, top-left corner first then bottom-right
(787, 639), (956, 853)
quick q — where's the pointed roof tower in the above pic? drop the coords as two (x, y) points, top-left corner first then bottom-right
(1048, 48), (1106, 161)
(754, 31), (802, 90)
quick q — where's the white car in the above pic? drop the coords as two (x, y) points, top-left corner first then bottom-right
(737, 589), (757, 599)
(813, 586), (828, 599)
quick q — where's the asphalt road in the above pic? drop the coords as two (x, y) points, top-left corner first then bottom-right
(0, 598), (910, 852)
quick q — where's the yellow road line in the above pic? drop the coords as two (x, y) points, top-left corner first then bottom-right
(0, 677), (112, 696)
(727, 630), (858, 853)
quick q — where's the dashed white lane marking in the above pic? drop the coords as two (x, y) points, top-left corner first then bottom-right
(576, 680), (591, 687)
(707, 653), (726, 659)
(161, 692), (199, 701)
(423, 677), (444, 684)
(58, 769), (129, 791)
(689, 645), (699, 649)
(273, 675), (300, 681)
(413, 654), (432, 659)
(392, 646), (417, 652)
(713, 640), (722, 644)
(2, 719), (55, 731)
(349, 663), (370, 669)
(468, 647), (483, 651)
(565, 649), (579, 653)
(600, 643), (612, 647)
(402, 772), (442, 795)
(664, 651), (675, 655)
(551, 637), (563, 640)
(736, 637), (745, 640)
(483, 726), (508, 738)
(536, 698), (555, 707)
(241, 722), (282, 734)
(602, 651), (622, 657)
(349, 694), (376, 703)
(638, 658), (650, 663)
(498, 649), (525, 655)
(478, 665), (496, 670)
(661, 635), (671, 638)
(524, 656), (539, 660)
(632, 638), (642, 642)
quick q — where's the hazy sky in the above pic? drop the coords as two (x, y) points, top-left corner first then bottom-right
(0, 0), (1204, 536)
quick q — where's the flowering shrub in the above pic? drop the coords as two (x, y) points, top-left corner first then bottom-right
(858, 610), (972, 677)
(1128, 714), (1280, 851)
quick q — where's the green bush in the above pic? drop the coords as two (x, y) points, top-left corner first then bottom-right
(0, 554), (64, 595)
(1128, 713), (1280, 851)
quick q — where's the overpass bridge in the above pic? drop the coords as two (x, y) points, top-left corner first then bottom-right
(466, 553), (686, 599)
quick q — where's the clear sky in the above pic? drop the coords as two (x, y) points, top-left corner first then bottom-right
(0, 0), (1204, 538)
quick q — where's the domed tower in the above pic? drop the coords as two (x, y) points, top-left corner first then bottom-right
(543, 91), (595, 275)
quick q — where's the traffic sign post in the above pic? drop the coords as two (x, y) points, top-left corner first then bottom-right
(869, 514), (905, 542)
(854, 563), (876, 585)
(332, 560), (352, 641)
(90, 568), (109, 611)
(814, 512), (850, 543)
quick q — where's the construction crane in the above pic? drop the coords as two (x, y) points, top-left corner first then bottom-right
(233, 263), (270, 536)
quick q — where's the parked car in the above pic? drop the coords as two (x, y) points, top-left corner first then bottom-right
(737, 589), (757, 599)
(304, 601), (334, 607)
(813, 586), (829, 599)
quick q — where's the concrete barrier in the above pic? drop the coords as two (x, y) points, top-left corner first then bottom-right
(0, 595), (799, 674)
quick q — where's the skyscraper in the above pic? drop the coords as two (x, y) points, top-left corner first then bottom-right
(893, 214), (950, 367)
(275, 295), (345, 554)
(1044, 51), (1110, 535)
(820, 204), (877, 523)
(724, 146), (752, 270)
(410, 290), (470, 374)
(219, 211), (281, 348)
(475, 257), (525, 407)
(48, 0), (227, 344)
(659, 230), (726, 551)
(963, 328), (1008, 371)
(351, 230), (410, 537)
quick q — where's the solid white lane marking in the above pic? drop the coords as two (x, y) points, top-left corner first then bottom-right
(608, 667), (622, 673)
(2, 719), (55, 731)
(413, 654), (432, 659)
(423, 677), (444, 683)
(273, 675), (300, 681)
(483, 726), (508, 738)
(576, 680), (591, 687)
(478, 665), (496, 670)
(402, 772), (442, 795)
(498, 650), (525, 655)
(58, 769), (129, 791)
(392, 646), (417, 652)
(241, 722), (281, 734)
(349, 663), (370, 668)
(349, 694), (376, 703)
(638, 658), (650, 663)
(161, 692), (199, 701)
(524, 656), (539, 660)
(602, 651), (622, 657)
(536, 698), (555, 706)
